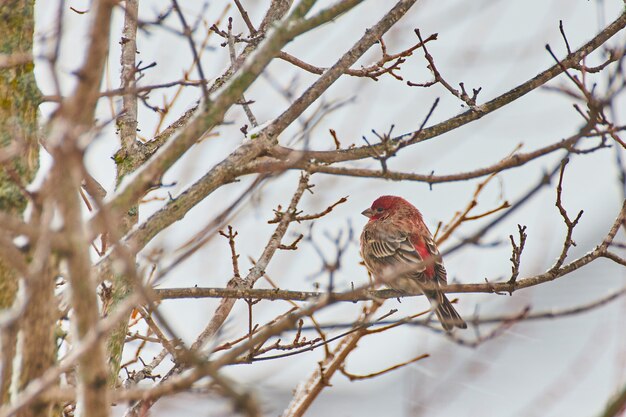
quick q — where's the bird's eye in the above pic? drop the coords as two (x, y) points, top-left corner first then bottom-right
(376, 207), (384, 212)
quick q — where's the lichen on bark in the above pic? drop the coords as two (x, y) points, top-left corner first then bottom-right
(0, 1), (52, 415)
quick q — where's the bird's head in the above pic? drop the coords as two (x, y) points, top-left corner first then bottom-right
(361, 195), (420, 222)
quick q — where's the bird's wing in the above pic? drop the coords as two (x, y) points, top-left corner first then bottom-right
(362, 229), (426, 279)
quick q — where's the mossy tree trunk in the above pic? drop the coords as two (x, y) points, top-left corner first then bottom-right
(0, 2), (56, 416)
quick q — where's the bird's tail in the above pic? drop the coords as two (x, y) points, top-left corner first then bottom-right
(426, 291), (467, 331)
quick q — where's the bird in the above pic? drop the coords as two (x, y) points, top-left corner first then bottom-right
(360, 195), (467, 331)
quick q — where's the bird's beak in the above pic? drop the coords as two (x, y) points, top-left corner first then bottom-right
(361, 208), (374, 218)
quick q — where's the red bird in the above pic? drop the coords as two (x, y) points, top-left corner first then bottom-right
(360, 195), (466, 331)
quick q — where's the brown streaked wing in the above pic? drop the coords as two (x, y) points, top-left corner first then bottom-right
(362, 229), (426, 277)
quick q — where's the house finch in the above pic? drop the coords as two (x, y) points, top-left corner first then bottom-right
(360, 195), (467, 331)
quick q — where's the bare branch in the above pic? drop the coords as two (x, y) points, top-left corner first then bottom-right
(408, 29), (481, 108)
(507, 224), (527, 287)
(550, 158), (584, 272)
(340, 353), (429, 381)
(268, 12), (626, 165)
(0, 52), (31, 68)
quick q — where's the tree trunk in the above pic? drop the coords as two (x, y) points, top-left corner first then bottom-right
(0, 2), (55, 416)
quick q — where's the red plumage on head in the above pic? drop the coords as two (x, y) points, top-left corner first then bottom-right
(370, 195), (406, 211)
(368, 195), (423, 223)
